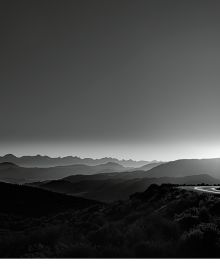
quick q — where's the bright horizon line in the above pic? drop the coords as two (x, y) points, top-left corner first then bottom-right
(1, 142), (220, 162)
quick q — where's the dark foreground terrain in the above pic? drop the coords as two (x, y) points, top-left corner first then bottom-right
(1, 181), (220, 258)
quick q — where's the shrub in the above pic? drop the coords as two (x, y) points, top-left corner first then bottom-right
(124, 222), (145, 245)
(175, 215), (199, 230)
(199, 207), (210, 223)
(179, 223), (220, 257)
(55, 242), (96, 258)
(140, 214), (180, 241)
(134, 240), (175, 258)
(88, 223), (124, 247)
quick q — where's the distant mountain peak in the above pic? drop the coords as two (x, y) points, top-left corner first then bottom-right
(3, 154), (17, 159)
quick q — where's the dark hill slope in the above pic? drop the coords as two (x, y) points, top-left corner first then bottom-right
(0, 181), (100, 217)
(34, 174), (220, 202)
(2, 183), (220, 257)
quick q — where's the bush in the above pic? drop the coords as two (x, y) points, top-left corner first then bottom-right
(179, 223), (220, 257)
(124, 222), (145, 245)
(175, 215), (199, 230)
(88, 223), (124, 247)
(140, 214), (180, 241)
(134, 240), (175, 258)
(55, 242), (96, 258)
(199, 207), (210, 223)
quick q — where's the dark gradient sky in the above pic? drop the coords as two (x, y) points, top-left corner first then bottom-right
(1, 0), (220, 160)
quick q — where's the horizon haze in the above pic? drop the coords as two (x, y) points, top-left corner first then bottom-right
(1, 0), (220, 160)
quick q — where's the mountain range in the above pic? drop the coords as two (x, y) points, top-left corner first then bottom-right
(0, 154), (160, 168)
(1, 156), (220, 201)
(0, 161), (130, 184)
(0, 158), (164, 184)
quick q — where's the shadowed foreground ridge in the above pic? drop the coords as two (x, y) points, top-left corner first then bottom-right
(1, 182), (220, 258)
(0, 182), (100, 217)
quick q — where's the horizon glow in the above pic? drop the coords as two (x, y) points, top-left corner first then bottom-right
(1, 141), (220, 162)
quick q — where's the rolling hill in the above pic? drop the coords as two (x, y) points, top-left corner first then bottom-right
(0, 161), (129, 184)
(137, 162), (163, 171)
(144, 158), (220, 179)
(0, 160), (164, 184)
(33, 174), (220, 202)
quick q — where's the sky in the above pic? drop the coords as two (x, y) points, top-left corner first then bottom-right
(1, 0), (220, 161)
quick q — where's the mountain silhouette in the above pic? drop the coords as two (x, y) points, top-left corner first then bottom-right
(0, 161), (131, 184)
(144, 158), (220, 179)
(0, 154), (157, 168)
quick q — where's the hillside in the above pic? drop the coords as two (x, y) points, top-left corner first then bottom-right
(33, 174), (220, 202)
(144, 158), (220, 179)
(137, 162), (162, 171)
(0, 181), (100, 217)
(0, 161), (129, 184)
(1, 183), (220, 257)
